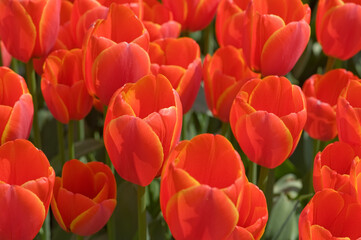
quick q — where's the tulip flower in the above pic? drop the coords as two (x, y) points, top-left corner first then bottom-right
(0, 67), (33, 145)
(313, 141), (359, 195)
(160, 134), (268, 240)
(0, 139), (55, 240)
(142, 0), (181, 41)
(104, 74), (182, 186)
(216, 0), (311, 76)
(303, 69), (356, 141)
(51, 159), (117, 236)
(230, 76), (307, 168)
(299, 189), (361, 240)
(162, 0), (221, 32)
(149, 37), (202, 113)
(203, 46), (260, 122)
(0, 0), (61, 62)
(41, 48), (93, 124)
(337, 79), (361, 156)
(316, 0), (361, 60)
(83, 3), (150, 106)
(0, 41), (11, 67)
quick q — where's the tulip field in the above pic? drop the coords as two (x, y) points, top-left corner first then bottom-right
(1, 0), (361, 239)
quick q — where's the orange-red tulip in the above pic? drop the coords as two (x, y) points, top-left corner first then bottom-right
(316, 0), (361, 60)
(51, 159), (117, 236)
(0, 0), (61, 62)
(313, 141), (359, 195)
(142, 0), (181, 41)
(162, 0), (221, 32)
(337, 79), (361, 155)
(0, 41), (11, 67)
(83, 3), (150, 106)
(216, 0), (311, 76)
(0, 139), (55, 240)
(0, 67), (33, 145)
(299, 189), (361, 240)
(230, 76), (307, 168)
(160, 134), (268, 240)
(149, 37), (202, 113)
(104, 74), (182, 186)
(203, 46), (260, 122)
(303, 69), (356, 141)
(41, 48), (93, 124)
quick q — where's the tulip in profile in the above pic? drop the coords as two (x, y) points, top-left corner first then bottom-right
(216, 0), (311, 76)
(104, 74), (182, 186)
(0, 67), (33, 145)
(41, 49), (93, 124)
(51, 159), (117, 236)
(160, 134), (268, 240)
(299, 189), (361, 239)
(303, 69), (356, 141)
(149, 37), (202, 113)
(230, 76), (307, 168)
(0, 0), (61, 62)
(203, 45), (260, 122)
(316, 0), (361, 60)
(0, 139), (55, 240)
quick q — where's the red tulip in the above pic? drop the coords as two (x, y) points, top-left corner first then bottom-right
(316, 0), (361, 60)
(303, 69), (356, 141)
(0, 67), (33, 145)
(203, 45), (260, 122)
(216, 0), (311, 76)
(104, 74), (182, 186)
(313, 141), (359, 195)
(41, 48), (93, 124)
(149, 37), (202, 113)
(142, 0), (181, 41)
(51, 159), (117, 236)
(0, 139), (55, 240)
(160, 134), (268, 240)
(299, 189), (361, 240)
(230, 76), (307, 168)
(83, 3), (150, 106)
(0, 41), (11, 67)
(0, 0), (61, 62)
(337, 79), (361, 155)
(162, 0), (221, 32)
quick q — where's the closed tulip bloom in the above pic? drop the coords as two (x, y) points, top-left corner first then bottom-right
(316, 0), (361, 60)
(160, 134), (268, 240)
(337, 79), (361, 155)
(299, 189), (361, 240)
(0, 67), (33, 145)
(0, 0), (61, 62)
(230, 76), (307, 168)
(83, 3), (150, 106)
(104, 74), (182, 186)
(0, 139), (55, 240)
(216, 0), (311, 76)
(203, 46), (260, 122)
(303, 69), (356, 141)
(51, 159), (117, 236)
(41, 49), (93, 124)
(162, 0), (221, 32)
(313, 141), (359, 195)
(149, 37), (202, 113)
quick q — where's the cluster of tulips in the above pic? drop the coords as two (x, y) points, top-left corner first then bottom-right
(0, 0), (361, 239)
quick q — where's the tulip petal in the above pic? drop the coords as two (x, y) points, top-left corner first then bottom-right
(0, 184), (45, 240)
(261, 21), (310, 76)
(104, 115), (163, 186)
(166, 185), (238, 240)
(88, 161), (117, 199)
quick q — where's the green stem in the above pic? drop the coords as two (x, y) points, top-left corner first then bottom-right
(265, 169), (275, 214)
(313, 139), (321, 157)
(201, 22), (212, 55)
(220, 122), (230, 138)
(78, 119), (85, 141)
(325, 56), (336, 72)
(76, 235), (83, 240)
(137, 185), (147, 240)
(68, 120), (75, 160)
(26, 61), (41, 148)
(249, 161), (258, 185)
(257, 166), (269, 192)
(10, 58), (19, 74)
(40, 212), (51, 240)
(57, 121), (65, 165)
